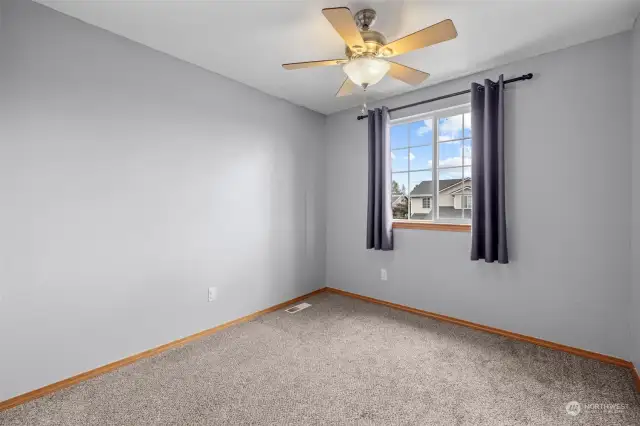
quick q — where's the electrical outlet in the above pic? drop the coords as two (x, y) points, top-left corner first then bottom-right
(208, 287), (217, 302)
(380, 269), (388, 281)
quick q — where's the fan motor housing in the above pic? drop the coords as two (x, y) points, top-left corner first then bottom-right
(345, 30), (388, 59)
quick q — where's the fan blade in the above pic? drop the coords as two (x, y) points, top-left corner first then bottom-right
(336, 78), (356, 97)
(322, 7), (365, 50)
(387, 61), (430, 86)
(282, 59), (347, 70)
(383, 19), (457, 57)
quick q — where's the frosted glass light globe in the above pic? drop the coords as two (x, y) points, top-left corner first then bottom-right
(343, 57), (390, 88)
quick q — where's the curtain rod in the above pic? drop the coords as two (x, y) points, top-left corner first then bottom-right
(356, 73), (533, 121)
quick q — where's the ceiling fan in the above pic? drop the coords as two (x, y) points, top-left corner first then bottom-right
(282, 7), (457, 97)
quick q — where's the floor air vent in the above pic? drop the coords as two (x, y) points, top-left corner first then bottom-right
(285, 302), (311, 314)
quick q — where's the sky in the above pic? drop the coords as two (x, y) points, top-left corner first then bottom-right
(391, 112), (471, 194)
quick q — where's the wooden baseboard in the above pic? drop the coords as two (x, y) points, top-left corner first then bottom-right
(2, 285), (637, 412)
(0, 288), (325, 412)
(633, 367), (640, 393)
(325, 287), (633, 369)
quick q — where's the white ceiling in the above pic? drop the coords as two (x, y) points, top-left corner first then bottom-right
(36, 0), (640, 115)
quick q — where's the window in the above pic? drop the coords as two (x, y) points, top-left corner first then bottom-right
(390, 105), (472, 225)
(463, 195), (472, 209)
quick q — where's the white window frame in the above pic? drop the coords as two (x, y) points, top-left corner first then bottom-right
(390, 104), (471, 224)
(422, 197), (431, 209)
(462, 195), (472, 209)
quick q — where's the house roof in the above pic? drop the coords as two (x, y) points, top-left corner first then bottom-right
(451, 185), (472, 194)
(391, 195), (406, 205)
(410, 178), (471, 196)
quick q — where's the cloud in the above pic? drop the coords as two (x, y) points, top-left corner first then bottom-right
(391, 152), (417, 161)
(442, 158), (462, 167)
(437, 144), (472, 168)
(464, 144), (471, 158)
(437, 113), (472, 140)
(439, 169), (464, 180)
(438, 115), (462, 138)
(416, 119), (433, 137)
(439, 156), (471, 168)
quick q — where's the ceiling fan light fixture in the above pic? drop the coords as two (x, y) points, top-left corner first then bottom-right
(343, 57), (390, 88)
(282, 8), (457, 97)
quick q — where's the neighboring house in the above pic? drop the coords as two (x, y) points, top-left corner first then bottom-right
(391, 195), (406, 207)
(391, 194), (408, 219)
(406, 178), (472, 220)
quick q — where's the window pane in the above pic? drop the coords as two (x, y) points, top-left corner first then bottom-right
(391, 124), (409, 150)
(438, 114), (463, 141)
(438, 168), (464, 222)
(439, 167), (464, 180)
(438, 140), (463, 168)
(409, 171), (432, 221)
(409, 145), (432, 171)
(463, 112), (471, 138)
(411, 198), (433, 221)
(391, 149), (409, 172)
(463, 139), (472, 167)
(410, 170), (432, 195)
(392, 172), (409, 195)
(463, 165), (472, 181)
(391, 172), (409, 220)
(409, 119), (433, 146)
(463, 166), (472, 220)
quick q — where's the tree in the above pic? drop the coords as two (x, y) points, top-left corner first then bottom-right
(392, 180), (407, 195)
(392, 180), (400, 194)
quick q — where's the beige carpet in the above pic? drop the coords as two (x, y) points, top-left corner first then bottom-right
(1, 292), (639, 425)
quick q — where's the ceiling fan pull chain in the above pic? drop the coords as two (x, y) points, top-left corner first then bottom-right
(361, 90), (368, 115)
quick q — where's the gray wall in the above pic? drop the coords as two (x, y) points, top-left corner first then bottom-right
(0, 0), (325, 401)
(325, 32), (632, 360)
(631, 17), (640, 373)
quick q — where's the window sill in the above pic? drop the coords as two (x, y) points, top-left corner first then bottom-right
(392, 221), (471, 232)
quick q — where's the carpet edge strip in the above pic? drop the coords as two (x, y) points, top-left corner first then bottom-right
(0, 287), (326, 412)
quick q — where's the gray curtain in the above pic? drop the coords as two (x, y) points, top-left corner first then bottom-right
(470, 75), (508, 264)
(366, 107), (393, 250)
